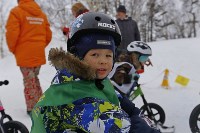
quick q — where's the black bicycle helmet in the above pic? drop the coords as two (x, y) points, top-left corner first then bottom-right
(67, 12), (121, 52)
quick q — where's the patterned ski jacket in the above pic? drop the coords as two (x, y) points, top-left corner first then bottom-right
(30, 48), (131, 133)
(45, 49), (161, 133)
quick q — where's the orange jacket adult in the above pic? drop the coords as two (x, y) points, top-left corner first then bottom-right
(6, 0), (52, 67)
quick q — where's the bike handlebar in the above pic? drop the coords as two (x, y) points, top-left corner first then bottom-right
(133, 75), (139, 81)
(0, 80), (9, 86)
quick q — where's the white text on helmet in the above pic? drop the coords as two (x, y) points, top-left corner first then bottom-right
(98, 23), (115, 30)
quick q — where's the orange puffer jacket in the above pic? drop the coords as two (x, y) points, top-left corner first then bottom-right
(6, 0), (52, 67)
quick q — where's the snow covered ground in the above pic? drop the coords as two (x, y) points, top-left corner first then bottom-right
(137, 37), (200, 133)
(0, 38), (66, 131)
(0, 37), (200, 133)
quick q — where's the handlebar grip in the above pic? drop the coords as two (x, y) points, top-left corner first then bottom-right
(0, 80), (9, 86)
(133, 76), (139, 81)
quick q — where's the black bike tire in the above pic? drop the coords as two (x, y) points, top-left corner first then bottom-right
(140, 102), (166, 124)
(0, 125), (4, 133)
(3, 120), (29, 133)
(189, 104), (200, 133)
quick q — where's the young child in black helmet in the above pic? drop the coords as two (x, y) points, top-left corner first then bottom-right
(31, 12), (159, 133)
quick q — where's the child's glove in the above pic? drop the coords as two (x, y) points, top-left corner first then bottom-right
(132, 73), (140, 82)
(62, 27), (69, 35)
(129, 115), (161, 133)
(119, 96), (140, 116)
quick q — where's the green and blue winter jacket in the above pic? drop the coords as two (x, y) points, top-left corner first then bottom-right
(31, 48), (160, 133)
(31, 78), (131, 133)
(30, 48), (131, 133)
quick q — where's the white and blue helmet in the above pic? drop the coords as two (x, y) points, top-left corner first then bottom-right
(127, 41), (152, 56)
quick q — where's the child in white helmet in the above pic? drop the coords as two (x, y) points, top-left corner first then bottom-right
(109, 41), (159, 133)
(110, 41), (153, 97)
(127, 41), (153, 74)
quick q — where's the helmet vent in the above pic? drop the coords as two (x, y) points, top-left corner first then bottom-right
(130, 45), (134, 48)
(111, 19), (115, 24)
(95, 16), (101, 21)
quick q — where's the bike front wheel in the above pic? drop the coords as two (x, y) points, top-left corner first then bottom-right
(189, 104), (200, 133)
(3, 120), (29, 133)
(0, 125), (4, 133)
(140, 102), (166, 124)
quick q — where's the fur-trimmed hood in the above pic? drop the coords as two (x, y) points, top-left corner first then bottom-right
(48, 48), (96, 80)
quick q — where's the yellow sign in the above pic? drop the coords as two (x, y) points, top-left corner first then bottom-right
(175, 75), (190, 86)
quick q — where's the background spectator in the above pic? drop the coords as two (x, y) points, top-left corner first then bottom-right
(116, 5), (140, 54)
(62, 2), (89, 36)
(5, 0), (52, 115)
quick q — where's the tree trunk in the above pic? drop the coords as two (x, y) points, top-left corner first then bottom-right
(104, 1), (108, 14)
(0, 1), (3, 59)
(150, 16), (153, 41)
(192, 13), (196, 37)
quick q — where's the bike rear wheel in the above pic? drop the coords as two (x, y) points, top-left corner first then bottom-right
(140, 102), (165, 124)
(189, 104), (200, 133)
(3, 120), (29, 133)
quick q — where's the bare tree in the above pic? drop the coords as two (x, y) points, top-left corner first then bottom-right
(0, 0), (4, 58)
(86, 0), (118, 17)
(154, 1), (177, 40)
(181, 0), (200, 37)
(128, 0), (145, 22)
(35, 0), (74, 40)
(34, 0), (200, 42)
(36, 0), (71, 28)
(139, 0), (162, 41)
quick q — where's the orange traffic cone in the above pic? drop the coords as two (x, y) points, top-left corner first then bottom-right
(161, 69), (169, 89)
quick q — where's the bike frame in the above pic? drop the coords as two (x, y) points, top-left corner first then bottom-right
(0, 81), (12, 129)
(0, 99), (13, 125)
(129, 82), (158, 123)
(0, 101), (4, 113)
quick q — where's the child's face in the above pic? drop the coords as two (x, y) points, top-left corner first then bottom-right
(84, 49), (113, 79)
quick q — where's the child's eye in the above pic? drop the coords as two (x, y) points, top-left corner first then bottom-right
(91, 53), (98, 57)
(106, 54), (113, 58)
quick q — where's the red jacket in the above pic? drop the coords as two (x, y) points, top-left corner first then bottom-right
(6, 0), (52, 67)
